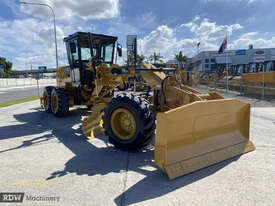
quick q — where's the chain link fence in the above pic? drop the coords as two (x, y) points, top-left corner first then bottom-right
(196, 70), (275, 100)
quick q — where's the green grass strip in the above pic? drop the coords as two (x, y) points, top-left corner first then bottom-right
(0, 96), (40, 108)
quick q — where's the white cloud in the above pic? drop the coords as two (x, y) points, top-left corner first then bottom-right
(195, 18), (243, 41)
(180, 22), (198, 32)
(248, 0), (256, 4)
(137, 17), (275, 62)
(138, 25), (198, 61)
(207, 0), (258, 4)
(180, 18), (243, 43)
(19, 0), (119, 20)
(138, 18), (243, 60)
(180, 17), (275, 52)
(240, 32), (258, 38)
(230, 36), (275, 49)
(140, 12), (157, 27)
(193, 16), (200, 22)
(0, 18), (79, 70)
(1, 10), (275, 70)
(138, 25), (174, 55)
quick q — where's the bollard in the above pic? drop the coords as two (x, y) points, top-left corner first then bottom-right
(226, 67), (229, 93)
(37, 79), (40, 96)
(262, 64), (265, 100)
(240, 66), (243, 95)
(207, 71), (209, 92)
(214, 69), (217, 92)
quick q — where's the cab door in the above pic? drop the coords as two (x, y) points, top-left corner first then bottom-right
(66, 38), (81, 83)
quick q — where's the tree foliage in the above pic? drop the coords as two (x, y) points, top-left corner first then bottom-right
(125, 54), (146, 65)
(174, 51), (187, 69)
(174, 51), (187, 63)
(137, 54), (145, 65)
(149, 52), (163, 64)
(0, 57), (13, 75)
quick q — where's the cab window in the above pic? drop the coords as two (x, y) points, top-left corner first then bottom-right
(81, 47), (91, 61)
(93, 48), (98, 57)
(101, 46), (104, 59)
(71, 40), (79, 62)
(105, 43), (113, 62)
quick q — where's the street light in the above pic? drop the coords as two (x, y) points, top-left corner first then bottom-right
(20, 1), (59, 69)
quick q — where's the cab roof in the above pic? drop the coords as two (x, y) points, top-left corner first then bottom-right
(63, 32), (118, 43)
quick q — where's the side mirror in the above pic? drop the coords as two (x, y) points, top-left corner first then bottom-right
(70, 42), (76, 53)
(117, 44), (122, 57)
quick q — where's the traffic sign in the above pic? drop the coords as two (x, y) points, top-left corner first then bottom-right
(38, 66), (47, 72)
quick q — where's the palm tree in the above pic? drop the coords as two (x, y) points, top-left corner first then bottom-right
(137, 54), (146, 65)
(174, 51), (187, 69)
(149, 52), (163, 64)
(125, 54), (146, 65)
(125, 55), (134, 65)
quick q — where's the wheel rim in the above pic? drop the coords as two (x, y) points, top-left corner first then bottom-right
(52, 91), (58, 113)
(110, 108), (136, 140)
(43, 91), (49, 110)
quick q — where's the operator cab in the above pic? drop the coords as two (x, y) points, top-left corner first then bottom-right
(64, 32), (118, 85)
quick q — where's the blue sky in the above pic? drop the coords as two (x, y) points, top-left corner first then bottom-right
(0, 0), (275, 70)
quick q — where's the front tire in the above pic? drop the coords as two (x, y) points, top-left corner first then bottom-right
(102, 93), (155, 150)
(51, 87), (69, 117)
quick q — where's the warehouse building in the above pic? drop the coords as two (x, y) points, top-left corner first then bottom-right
(190, 47), (275, 74)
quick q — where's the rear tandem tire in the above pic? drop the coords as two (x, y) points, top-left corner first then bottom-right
(102, 93), (156, 151)
(43, 86), (55, 113)
(51, 87), (69, 117)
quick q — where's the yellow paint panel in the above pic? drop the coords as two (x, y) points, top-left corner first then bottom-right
(242, 71), (275, 87)
(155, 99), (255, 179)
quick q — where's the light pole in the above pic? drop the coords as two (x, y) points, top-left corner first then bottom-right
(20, 1), (59, 70)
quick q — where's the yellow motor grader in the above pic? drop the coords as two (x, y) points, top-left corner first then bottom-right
(41, 32), (255, 179)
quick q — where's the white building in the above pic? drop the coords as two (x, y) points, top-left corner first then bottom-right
(190, 47), (275, 74)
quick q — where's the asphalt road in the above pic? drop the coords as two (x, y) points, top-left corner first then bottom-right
(0, 85), (52, 103)
(0, 93), (274, 205)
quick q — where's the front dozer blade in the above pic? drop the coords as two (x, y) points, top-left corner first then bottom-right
(155, 99), (255, 180)
(82, 103), (106, 139)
